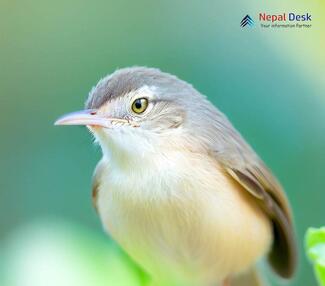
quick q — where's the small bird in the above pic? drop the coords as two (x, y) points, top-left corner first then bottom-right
(55, 67), (297, 286)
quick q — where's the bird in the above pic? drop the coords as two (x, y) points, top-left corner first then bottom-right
(55, 67), (297, 286)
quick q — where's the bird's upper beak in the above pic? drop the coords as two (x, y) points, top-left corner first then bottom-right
(55, 109), (139, 128)
(54, 109), (111, 128)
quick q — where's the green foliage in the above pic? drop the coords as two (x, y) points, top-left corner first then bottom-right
(1, 219), (148, 286)
(306, 227), (325, 286)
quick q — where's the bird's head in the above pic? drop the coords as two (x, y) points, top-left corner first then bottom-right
(55, 67), (216, 167)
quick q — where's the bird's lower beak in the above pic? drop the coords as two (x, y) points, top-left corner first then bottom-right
(54, 109), (111, 128)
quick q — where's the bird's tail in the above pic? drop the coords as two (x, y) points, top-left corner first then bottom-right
(230, 267), (267, 286)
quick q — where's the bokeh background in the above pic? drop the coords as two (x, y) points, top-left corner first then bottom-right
(1, 0), (325, 285)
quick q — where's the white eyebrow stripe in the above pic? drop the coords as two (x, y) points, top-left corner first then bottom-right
(126, 85), (157, 100)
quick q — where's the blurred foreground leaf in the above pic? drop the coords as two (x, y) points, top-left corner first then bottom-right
(1, 219), (147, 286)
(306, 227), (325, 286)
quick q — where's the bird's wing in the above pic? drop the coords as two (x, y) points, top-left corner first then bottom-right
(91, 158), (106, 212)
(211, 134), (297, 278)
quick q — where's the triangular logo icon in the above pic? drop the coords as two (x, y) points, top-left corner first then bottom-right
(240, 15), (254, 27)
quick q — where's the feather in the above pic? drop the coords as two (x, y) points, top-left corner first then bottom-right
(219, 156), (297, 278)
(91, 158), (106, 212)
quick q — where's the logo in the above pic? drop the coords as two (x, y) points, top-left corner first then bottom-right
(240, 15), (254, 27)
(240, 13), (312, 29)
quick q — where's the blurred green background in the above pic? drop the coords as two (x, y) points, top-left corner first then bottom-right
(1, 0), (325, 285)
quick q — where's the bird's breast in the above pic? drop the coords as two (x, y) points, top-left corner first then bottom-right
(96, 150), (272, 285)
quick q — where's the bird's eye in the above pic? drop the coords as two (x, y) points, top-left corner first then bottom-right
(131, 98), (148, 114)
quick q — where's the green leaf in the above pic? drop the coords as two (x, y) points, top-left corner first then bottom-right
(306, 227), (325, 286)
(2, 219), (149, 286)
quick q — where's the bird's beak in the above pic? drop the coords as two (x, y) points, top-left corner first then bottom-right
(54, 109), (111, 128)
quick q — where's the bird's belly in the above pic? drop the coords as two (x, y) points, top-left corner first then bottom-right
(97, 156), (272, 285)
